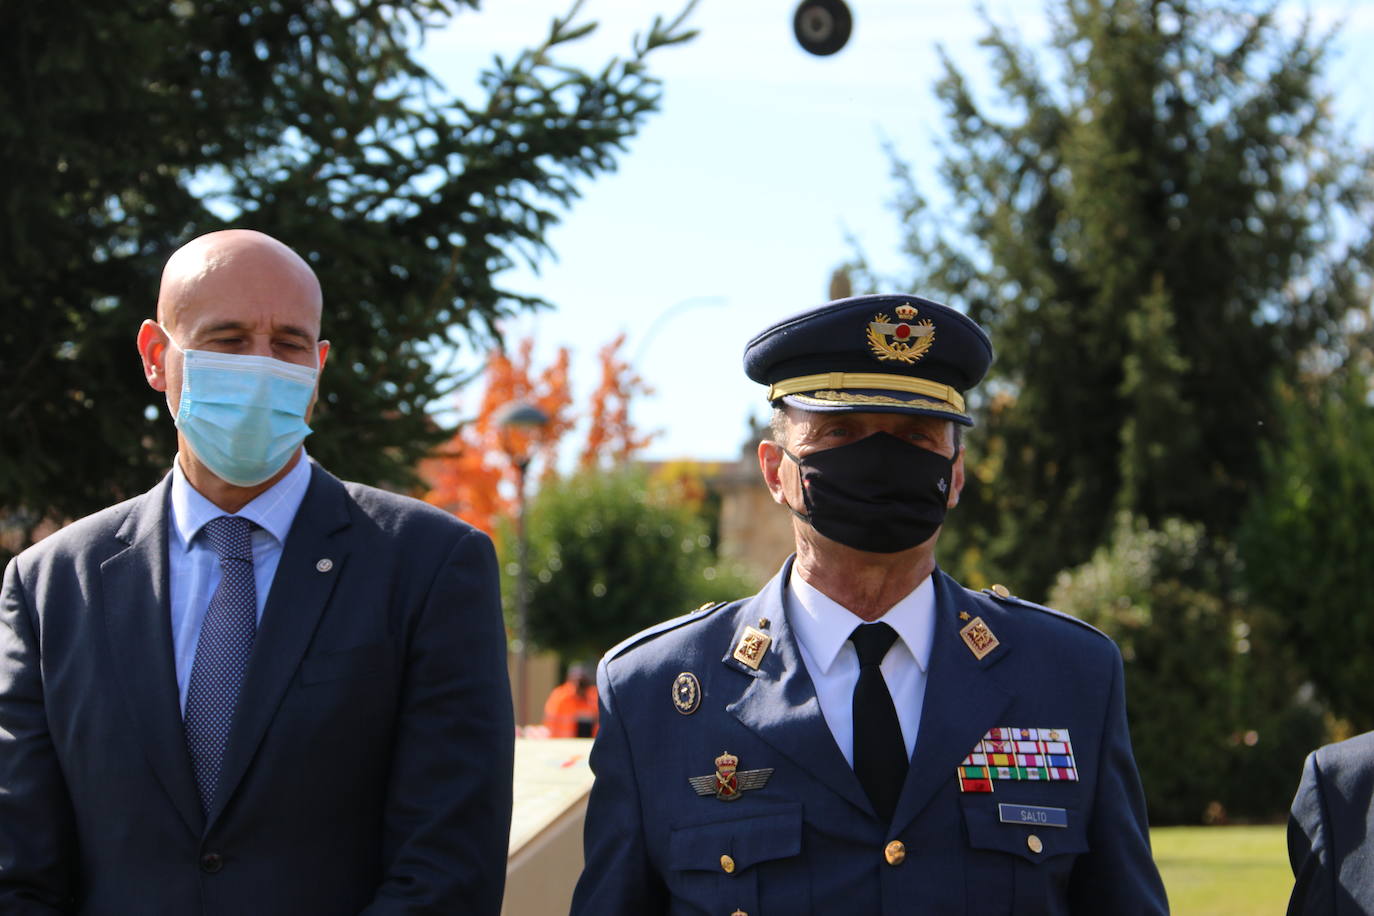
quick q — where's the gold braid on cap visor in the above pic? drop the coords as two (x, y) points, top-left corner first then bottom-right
(766, 372), (965, 414)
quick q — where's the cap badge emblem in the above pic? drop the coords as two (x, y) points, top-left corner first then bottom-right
(672, 671), (702, 715)
(688, 751), (774, 801)
(867, 308), (935, 364)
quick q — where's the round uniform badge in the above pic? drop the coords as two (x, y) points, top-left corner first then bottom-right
(672, 672), (701, 715)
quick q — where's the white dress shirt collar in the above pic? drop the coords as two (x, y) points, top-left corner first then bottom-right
(170, 451), (313, 551)
(787, 564), (937, 676)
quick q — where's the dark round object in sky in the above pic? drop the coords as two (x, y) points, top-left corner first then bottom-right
(793, 0), (853, 56)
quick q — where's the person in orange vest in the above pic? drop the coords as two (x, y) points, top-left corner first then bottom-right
(544, 664), (599, 738)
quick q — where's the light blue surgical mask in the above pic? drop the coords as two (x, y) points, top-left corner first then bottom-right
(166, 335), (320, 487)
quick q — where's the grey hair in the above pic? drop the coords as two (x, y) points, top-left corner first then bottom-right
(770, 406), (790, 444)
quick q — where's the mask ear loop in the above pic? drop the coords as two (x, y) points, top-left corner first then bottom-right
(779, 446), (815, 526)
(156, 322), (187, 354)
(153, 323), (192, 427)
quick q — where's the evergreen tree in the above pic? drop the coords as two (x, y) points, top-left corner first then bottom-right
(1239, 368), (1374, 729)
(0, 0), (695, 556)
(860, 0), (1373, 598)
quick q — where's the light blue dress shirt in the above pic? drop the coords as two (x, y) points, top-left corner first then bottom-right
(167, 453), (312, 713)
(787, 567), (935, 766)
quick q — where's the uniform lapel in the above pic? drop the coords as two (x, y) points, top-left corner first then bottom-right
(208, 464), (351, 825)
(725, 559), (874, 816)
(100, 475), (205, 835)
(890, 571), (1014, 835)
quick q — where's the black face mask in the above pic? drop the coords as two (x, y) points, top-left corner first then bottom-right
(783, 431), (955, 553)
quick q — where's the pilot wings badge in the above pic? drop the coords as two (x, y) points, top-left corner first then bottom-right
(688, 752), (774, 802)
(866, 305), (935, 364)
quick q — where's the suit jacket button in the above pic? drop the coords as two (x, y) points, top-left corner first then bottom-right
(720, 854), (736, 874)
(200, 852), (224, 873)
(884, 840), (906, 866)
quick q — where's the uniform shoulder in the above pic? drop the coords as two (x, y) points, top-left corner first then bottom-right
(604, 599), (739, 664)
(971, 582), (1112, 643)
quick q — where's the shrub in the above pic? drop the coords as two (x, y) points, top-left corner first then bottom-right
(503, 468), (756, 663)
(1051, 514), (1322, 823)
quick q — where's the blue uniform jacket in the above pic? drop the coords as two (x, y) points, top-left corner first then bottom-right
(572, 560), (1167, 915)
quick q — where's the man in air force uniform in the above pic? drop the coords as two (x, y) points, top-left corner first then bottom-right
(571, 294), (1167, 915)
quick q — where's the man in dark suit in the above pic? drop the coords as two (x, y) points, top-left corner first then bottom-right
(0, 230), (514, 914)
(1288, 731), (1374, 915)
(572, 294), (1167, 914)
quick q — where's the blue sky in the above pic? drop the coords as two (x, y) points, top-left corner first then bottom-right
(419, 0), (1374, 464)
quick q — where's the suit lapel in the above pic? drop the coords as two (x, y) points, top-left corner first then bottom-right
(101, 475), (205, 835)
(209, 464), (351, 825)
(726, 560), (873, 816)
(890, 571), (1013, 835)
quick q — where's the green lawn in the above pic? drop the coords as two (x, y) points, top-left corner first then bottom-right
(1152, 825), (1290, 915)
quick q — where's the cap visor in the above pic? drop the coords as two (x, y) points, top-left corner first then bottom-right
(780, 390), (973, 425)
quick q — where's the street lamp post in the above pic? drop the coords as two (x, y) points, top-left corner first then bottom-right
(494, 401), (550, 728)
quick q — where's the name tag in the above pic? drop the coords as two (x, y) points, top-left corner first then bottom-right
(998, 803), (1068, 828)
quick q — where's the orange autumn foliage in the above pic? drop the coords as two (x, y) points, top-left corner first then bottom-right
(421, 339), (574, 535)
(579, 333), (657, 470)
(422, 335), (652, 534)
(648, 459), (721, 512)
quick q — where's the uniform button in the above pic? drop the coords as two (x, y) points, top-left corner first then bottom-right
(1027, 835), (1043, 854)
(991, 584), (1011, 598)
(200, 852), (223, 873)
(720, 854), (735, 874)
(884, 840), (906, 866)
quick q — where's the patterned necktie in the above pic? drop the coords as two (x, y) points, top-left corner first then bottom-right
(849, 622), (908, 822)
(184, 515), (257, 814)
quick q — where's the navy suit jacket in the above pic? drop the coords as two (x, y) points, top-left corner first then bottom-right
(1288, 731), (1374, 915)
(0, 464), (514, 915)
(572, 560), (1166, 915)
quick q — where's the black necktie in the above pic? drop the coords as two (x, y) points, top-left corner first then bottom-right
(849, 622), (908, 822)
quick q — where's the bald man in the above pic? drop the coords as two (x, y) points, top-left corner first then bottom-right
(0, 230), (514, 914)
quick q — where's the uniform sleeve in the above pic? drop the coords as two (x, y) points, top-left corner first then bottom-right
(1287, 750), (1335, 916)
(359, 527), (515, 916)
(0, 557), (77, 913)
(1067, 644), (1169, 915)
(570, 659), (668, 914)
